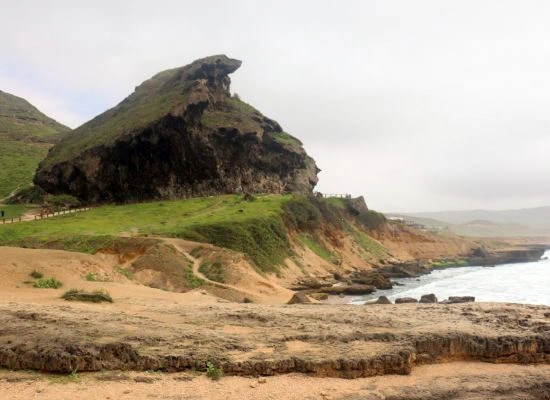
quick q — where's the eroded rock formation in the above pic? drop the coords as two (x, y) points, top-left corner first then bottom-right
(34, 55), (319, 203)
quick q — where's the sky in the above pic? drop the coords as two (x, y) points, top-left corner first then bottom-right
(1, 0), (550, 212)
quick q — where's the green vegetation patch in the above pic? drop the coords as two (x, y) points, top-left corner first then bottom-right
(0, 204), (36, 219)
(34, 277), (62, 289)
(345, 223), (388, 260)
(205, 361), (223, 381)
(0, 139), (49, 199)
(62, 288), (113, 303)
(298, 233), (335, 263)
(198, 259), (225, 283)
(30, 270), (43, 279)
(183, 266), (204, 288)
(269, 131), (303, 148)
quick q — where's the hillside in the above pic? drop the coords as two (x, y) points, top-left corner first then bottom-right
(401, 207), (550, 236)
(0, 90), (69, 199)
(0, 193), (503, 303)
(35, 55), (318, 203)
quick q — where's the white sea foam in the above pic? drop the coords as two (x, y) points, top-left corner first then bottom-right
(354, 250), (550, 305)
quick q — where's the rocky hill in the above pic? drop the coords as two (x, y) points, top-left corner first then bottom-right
(0, 90), (69, 199)
(35, 55), (319, 203)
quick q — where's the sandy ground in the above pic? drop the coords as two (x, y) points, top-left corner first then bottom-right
(1, 363), (549, 400)
(1, 246), (549, 399)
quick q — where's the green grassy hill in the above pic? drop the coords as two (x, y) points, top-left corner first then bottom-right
(0, 194), (387, 273)
(0, 90), (69, 199)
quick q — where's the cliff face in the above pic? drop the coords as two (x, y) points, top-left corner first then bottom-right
(35, 55), (319, 203)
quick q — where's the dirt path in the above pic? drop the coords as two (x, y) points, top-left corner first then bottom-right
(0, 207), (91, 225)
(164, 238), (266, 299)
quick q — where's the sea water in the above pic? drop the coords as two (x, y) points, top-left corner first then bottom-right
(353, 249), (550, 306)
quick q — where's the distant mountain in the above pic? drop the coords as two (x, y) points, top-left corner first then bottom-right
(35, 55), (318, 203)
(397, 207), (550, 237)
(0, 90), (69, 199)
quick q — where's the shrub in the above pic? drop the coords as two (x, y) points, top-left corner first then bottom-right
(44, 193), (80, 209)
(282, 197), (322, 231)
(30, 270), (43, 279)
(357, 210), (387, 230)
(183, 266), (204, 288)
(199, 260), (225, 283)
(62, 288), (113, 303)
(85, 272), (98, 281)
(34, 277), (62, 289)
(206, 362), (222, 381)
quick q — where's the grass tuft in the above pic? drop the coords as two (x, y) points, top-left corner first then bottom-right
(62, 288), (113, 303)
(30, 270), (43, 279)
(205, 361), (222, 381)
(33, 277), (62, 289)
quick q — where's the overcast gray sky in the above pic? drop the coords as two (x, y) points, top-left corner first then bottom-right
(2, 0), (550, 212)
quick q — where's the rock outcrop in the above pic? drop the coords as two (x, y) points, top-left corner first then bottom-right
(34, 55), (319, 203)
(419, 293), (438, 303)
(395, 297), (418, 304)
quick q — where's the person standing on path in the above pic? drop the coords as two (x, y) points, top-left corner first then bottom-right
(1, 210), (4, 218)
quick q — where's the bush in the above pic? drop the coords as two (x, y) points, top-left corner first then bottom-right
(206, 362), (222, 381)
(199, 260), (225, 283)
(357, 210), (386, 230)
(62, 288), (113, 303)
(85, 272), (98, 281)
(6, 185), (46, 204)
(181, 217), (290, 273)
(282, 197), (322, 231)
(44, 193), (80, 209)
(30, 270), (43, 279)
(34, 277), (62, 289)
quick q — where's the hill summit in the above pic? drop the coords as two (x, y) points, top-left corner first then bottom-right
(0, 90), (68, 143)
(35, 55), (319, 203)
(0, 90), (69, 199)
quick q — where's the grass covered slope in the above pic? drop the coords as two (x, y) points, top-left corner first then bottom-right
(0, 194), (388, 272)
(0, 139), (49, 199)
(0, 90), (69, 198)
(41, 55), (242, 168)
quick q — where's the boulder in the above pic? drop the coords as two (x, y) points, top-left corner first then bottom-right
(320, 284), (375, 295)
(310, 293), (329, 301)
(419, 293), (438, 303)
(395, 297), (418, 304)
(345, 196), (369, 215)
(375, 296), (392, 304)
(287, 292), (313, 304)
(350, 270), (393, 290)
(446, 296), (475, 304)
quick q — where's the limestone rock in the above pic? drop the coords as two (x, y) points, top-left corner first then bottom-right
(288, 292), (313, 304)
(445, 296), (475, 304)
(395, 297), (418, 304)
(419, 294), (438, 303)
(375, 296), (392, 304)
(34, 55), (319, 203)
(320, 284), (375, 295)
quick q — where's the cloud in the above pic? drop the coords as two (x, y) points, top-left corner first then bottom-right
(2, 0), (550, 211)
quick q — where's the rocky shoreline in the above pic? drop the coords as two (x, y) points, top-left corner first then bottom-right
(290, 245), (547, 301)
